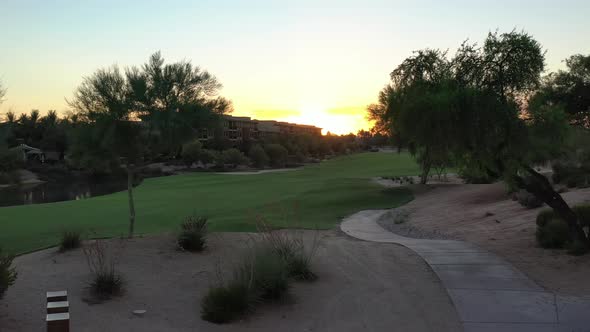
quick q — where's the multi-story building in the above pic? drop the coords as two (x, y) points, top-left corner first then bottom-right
(199, 115), (322, 142)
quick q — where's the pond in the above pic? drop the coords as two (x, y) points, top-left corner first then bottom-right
(0, 180), (129, 207)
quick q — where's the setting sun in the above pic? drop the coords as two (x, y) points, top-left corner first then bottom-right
(250, 102), (372, 135)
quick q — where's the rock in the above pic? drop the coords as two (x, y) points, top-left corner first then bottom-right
(132, 310), (147, 317)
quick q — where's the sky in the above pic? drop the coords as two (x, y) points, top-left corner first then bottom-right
(0, 0), (589, 135)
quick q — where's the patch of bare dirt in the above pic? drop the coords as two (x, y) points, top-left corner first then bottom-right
(0, 231), (461, 332)
(400, 183), (590, 295)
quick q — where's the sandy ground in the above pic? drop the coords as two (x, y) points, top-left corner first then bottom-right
(0, 231), (461, 332)
(393, 183), (590, 295)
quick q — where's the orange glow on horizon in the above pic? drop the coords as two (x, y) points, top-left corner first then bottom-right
(242, 103), (372, 136)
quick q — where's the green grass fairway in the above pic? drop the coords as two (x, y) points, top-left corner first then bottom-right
(0, 152), (419, 254)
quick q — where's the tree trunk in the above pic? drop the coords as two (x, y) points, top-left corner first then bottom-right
(420, 164), (430, 184)
(127, 165), (136, 238)
(518, 166), (589, 247)
(419, 153), (431, 184)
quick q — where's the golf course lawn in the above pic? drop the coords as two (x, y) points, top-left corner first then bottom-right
(0, 152), (419, 254)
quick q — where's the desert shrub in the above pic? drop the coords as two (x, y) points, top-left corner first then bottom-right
(83, 239), (123, 300)
(177, 215), (208, 252)
(0, 248), (17, 299)
(536, 209), (555, 227)
(552, 162), (589, 188)
(59, 230), (82, 252)
(293, 151), (307, 163)
(181, 140), (203, 167)
(536, 218), (570, 249)
(457, 163), (498, 184)
(0, 148), (23, 173)
(222, 148), (249, 167)
(201, 213), (319, 324)
(393, 210), (410, 224)
(243, 246), (290, 300)
(198, 149), (216, 166)
(264, 144), (288, 168)
(201, 246), (289, 324)
(201, 280), (255, 324)
(256, 217), (318, 281)
(573, 204), (590, 227)
(534, 204), (590, 254)
(515, 190), (543, 209)
(248, 145), (269, 168)
(535, 204), (590, 228)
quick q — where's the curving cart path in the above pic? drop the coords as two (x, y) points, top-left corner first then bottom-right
(341, 209), (590, 332)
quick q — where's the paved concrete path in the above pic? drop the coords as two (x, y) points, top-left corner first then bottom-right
(341, 209), (590, 332)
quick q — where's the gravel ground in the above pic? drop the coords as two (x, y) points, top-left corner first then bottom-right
(376, 209), (456, 240)
(0, 231), (461, 332)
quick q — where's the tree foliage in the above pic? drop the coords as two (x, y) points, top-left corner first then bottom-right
(531, 54), (590, 128)
(370, 30), (590, 251)
(69, 52), (229, 237)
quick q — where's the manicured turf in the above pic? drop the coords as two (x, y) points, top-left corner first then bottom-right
(0, 152), (419, 254)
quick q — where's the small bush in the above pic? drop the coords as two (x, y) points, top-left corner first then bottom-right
(83, 239), (124, 300)
(515, 190), (543, 209)
(222, 148), (249, 167)
(256, 217), (318, 281)
(249, 145), (269, 168)
(285, 252), (317, 281)
(536, 209), (555, 228)
(265, 144), (288, 168)
(201, 213), (319, 324)
(458, 165), (498, 184)
(201, 246), (290, 324)
(59, 230), (82, 252)
(178, 215), (208, 252)
(201, 281), (255, 324)
(552, 162), (589, 188)
(198, 149), (216, 166)
(536, 204), (590, 228)
(181, 140), (203, 167)
(245, 247), (289, 300)
(393, 210), (410, 224)
(0, 248), (17, 299)
(0, 148), (24, 173)
(90, 269), (123, 298)
(573, 204), (590, 227)
(536, 218), (570, 249)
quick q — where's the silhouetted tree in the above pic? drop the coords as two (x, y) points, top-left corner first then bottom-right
(371, 30), (589, 251)
(530, 54), (590, 128)
(70, 66), (143, 237)
(69, 53), (230, 237)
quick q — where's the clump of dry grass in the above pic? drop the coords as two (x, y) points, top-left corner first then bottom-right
(201, 206), (320, 324)
(255, 214), (319, 281)
(83, 238), (124, 300)
(177, 215), (208, 252)
(59, 230), (82, 252)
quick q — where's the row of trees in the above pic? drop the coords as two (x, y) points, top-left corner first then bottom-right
(1, 53), (363, 238)
(368, 30), (590, 253)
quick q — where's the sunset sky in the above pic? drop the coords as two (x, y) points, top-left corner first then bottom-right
(1, 0), (589, 134)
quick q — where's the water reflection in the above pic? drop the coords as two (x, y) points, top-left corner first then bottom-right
(0, 180), (128, 207)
